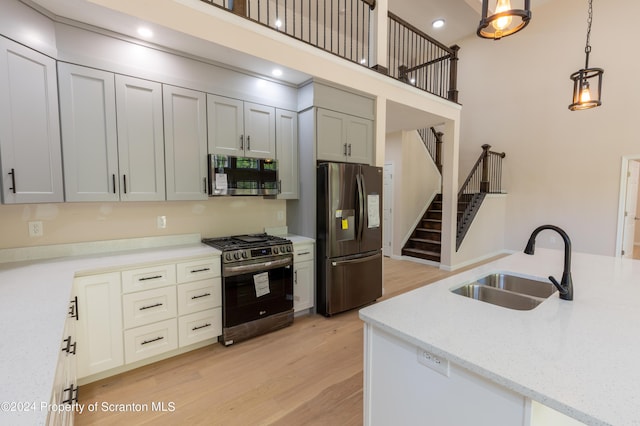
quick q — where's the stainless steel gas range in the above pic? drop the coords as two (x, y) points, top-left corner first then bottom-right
(202, 233), (294, 346)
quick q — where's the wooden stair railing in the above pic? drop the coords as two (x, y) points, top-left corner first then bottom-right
(417, 127), (443, 174)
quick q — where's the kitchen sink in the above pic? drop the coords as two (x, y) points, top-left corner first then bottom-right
(476, 273), (556, 299)
(451, 273), (555, 311)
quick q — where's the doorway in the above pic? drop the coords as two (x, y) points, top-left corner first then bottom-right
(383, 163), (394, 257)
(616, 156), (640, 259)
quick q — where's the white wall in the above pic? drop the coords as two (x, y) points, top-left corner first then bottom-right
(385, 130), (441, 256)
(456, 0), (640, 256)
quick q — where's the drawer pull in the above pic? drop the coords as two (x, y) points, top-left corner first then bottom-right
(190, 267), (211, 273)
(62, 384), (79, 404)
(191, 292), (211, 300)
(141, 336), (164, 345)
(62, 336), (77, 355)
(297, 251), (311, 256)
(139, 302), (163, 311)
(139, 275), (163, 281)
(192, 323), (211, 331)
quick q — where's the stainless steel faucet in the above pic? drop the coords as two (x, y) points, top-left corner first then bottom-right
(524, 225), (574, 301)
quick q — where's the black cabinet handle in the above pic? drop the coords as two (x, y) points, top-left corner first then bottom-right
(62, 384), (78, 404)
(294, 270), (298, 284)
(247, 135), (251, 150)
(191, 292), (211, 300)
(343, 143), (347, 156)
(123, 174), (127, 194)
(69, 296), (79, 320)
(139, 302), (163, 311)
(348, 143), (352, 156)
(203, 177), (207, 193)
(190, 267), (210, 273)
(139, 275), (163, 281)
(112, 174), (116, 194)
(297, 251), (311, 256)
(192, 323), (211, 331)
(8, 168), (16, 193)
(141, 336), (164, 345)
(240, 135), (244, 150)
(62, 336), (77, 355)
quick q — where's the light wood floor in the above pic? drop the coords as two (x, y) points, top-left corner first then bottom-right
(76, 257), (497, 425)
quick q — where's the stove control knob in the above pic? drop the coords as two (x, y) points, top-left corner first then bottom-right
(234, 252), (241, 260)
(273, 247), (279, 254)
(225, 253), (232, 261)
(287, 245), (292, 253)
(242, 251), (248, 259)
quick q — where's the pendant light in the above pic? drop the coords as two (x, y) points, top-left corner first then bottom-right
(569, 0), (603, 111)
(477, 0), (531, 40)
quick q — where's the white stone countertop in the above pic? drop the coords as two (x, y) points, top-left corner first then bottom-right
(0, 242), (219, 426)
(359, 249), (640, 426)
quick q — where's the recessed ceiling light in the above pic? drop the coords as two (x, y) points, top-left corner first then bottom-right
(272, 69), (283, 77)
(137, 27), (153, 38)
(432, 19), (445, 29)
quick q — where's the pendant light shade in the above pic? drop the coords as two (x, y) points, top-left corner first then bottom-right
(569, 0), (603, 111)
(477, 0), (531, 40)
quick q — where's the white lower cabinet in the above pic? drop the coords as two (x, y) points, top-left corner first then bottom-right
(74, 272), (124, 378)
(74, 254), (221, 382)
(124, 318), (179, 364)
(293, 241), (314, 312)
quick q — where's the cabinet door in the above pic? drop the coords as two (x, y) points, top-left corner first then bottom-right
(58, 63), (120, 202)
(115, 75), (165, 201)
(294, 260), (314, 312)
(316, 108), (347, 163)
(276, 109), (299, 199)
(244, 102), (275, 158)
(74, 272), (124, 378)
(207, 94), (244, 156)
(346, 115), (373, 165)
(0, 37), (63, 203)
(163, 85), (208, 200)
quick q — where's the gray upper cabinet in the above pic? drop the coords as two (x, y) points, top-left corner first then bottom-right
(317, 108), (372, 165)
(0, 36), (64, 204)
(115, 75), (165, 202)
(276, 109), (299, 199)
(58, 63), (119, 202)
(163, 85), (208, 201)
(58, 65), (165, 202)
(207, 94), (276, 159)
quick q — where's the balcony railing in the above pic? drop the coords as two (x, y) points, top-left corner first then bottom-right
(388, 12), (459, 102)
(201, 0), (372, 66)
(200, 0), (458, 101)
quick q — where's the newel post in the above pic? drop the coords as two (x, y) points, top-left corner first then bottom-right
(447, 45), (460, 103)
(480, 144), (491, 193)
(435, 131), (444, 174)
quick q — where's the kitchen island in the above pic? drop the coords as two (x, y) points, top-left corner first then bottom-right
(359, 249), (640, 426)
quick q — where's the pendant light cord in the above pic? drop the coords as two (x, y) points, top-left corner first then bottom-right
(584, 0), (593, 66)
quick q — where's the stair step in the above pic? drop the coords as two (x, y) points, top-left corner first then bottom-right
(402, 247), (440, 262)
(409, 237), (441, 245)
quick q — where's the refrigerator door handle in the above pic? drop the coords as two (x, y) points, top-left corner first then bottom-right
(356, 173), (365, 242)
(331, 251), (382, 267)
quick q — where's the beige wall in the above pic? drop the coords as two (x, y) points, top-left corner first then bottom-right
(0, 199), (286, 250)
(457, 0), (639, 256)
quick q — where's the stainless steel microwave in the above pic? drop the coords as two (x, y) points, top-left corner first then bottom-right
(208, 154), (278, 196)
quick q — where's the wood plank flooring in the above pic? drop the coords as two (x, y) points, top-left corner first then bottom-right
(76, 256), (499, 426)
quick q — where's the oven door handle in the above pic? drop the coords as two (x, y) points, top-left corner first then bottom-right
(224, 257), (292, 276)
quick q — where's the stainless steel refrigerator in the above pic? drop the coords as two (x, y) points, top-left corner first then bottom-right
(316, 162), (383, 316)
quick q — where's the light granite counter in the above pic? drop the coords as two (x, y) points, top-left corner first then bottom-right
(359, 249), (640, 426)
(0, 238), (219, 426)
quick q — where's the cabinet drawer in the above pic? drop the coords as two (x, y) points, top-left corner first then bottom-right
(178, 308), (222, 347)
(294, 243), (314, 263)
(177, 278), (222, 316)
(176, 257), (220, 283)
(124, 318), (178, 364)
(123, 286), (177, 329)
(122, 263), (176, 293)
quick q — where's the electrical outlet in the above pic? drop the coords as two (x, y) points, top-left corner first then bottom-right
(417, 348), (450, 377)
(277, 210), (284, 221)
(28, 221), (43, 237)
(157, 216), (167, 229)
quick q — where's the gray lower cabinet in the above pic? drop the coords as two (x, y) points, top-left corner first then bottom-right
(163, 85), (208, 201)
(276, 109), (299, 199)
(58, 63), (165, 202)
(0, 36), (64, 204)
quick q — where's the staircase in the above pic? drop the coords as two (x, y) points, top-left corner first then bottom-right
(401, 194), (443, 262)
